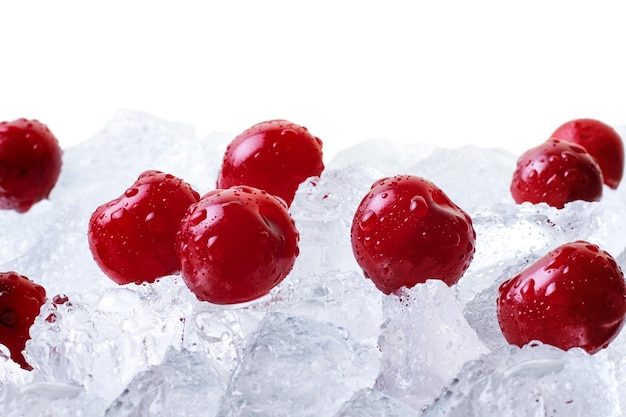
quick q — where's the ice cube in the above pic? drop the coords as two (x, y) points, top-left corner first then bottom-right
(462, 256), (540, 352)
(333, 388), (417, 417)
(217, 312), (378, 417)
(405, 145), (516, 210)
(290, 165), (379, 274)
(105, 347), (227, 417)
(420, 343), (621, 417)
(0, 381), (103, 417)
(375, 280), (489, 410)
(327, 139), (436, 175)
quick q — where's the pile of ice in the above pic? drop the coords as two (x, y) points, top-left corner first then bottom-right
(1, 110), (626, 416)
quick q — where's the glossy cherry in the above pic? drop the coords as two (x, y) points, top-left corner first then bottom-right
(0, 118), (63, 213)
(0, 271), (47, 369)
(216, 119), (324, 206)
(351, 175), (476, 294)
(551, 118), (624, 189)
(510, 139), (603, 209)
(88, 170), (200, 285)
(176, 185), (299, 304)
(497, 240), (626, 354)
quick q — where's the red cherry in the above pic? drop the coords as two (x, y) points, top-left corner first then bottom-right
(350, 175), (476, 294)
(497, 241), (626, 354)
(510, 139), (603, 209)
(176, 186), (299, 304)
(216, 120), (324, 206)
(0, 118), (63, 213)
(88, 170), (200, 285)
(0, 271), (47, 370)
(551, 118), (624, 189)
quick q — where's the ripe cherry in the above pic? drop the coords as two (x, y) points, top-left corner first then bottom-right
(0, 118), (63, 213)
(0, 271), (47, 370)
(216, 120), (324, 206)
(88, 170), (200, 284)
(551, 118), (624, 189)
(351, 175), (476, 294)
(510, 139), (603, 209)
(497, 240), (626, 354)
(176, 186), (299, 304)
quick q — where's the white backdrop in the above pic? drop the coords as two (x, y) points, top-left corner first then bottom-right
(1, 1), (625, 159)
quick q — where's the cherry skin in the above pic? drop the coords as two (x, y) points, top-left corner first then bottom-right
(350, 175), (476, 294)
(88, 170), (200, 285)
(497, 240), (626, 354)
(0, 271), (47, 370)
(510, 139), (603, 209)
(0, 118), (63, 213)
(216, 119), (324, 207)
(551, 118), (624, 189)
(176, 185), (299, 305)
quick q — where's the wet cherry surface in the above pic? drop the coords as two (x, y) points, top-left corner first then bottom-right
(217, 119), (324, 206)
(351, 174), (476, 294)
(177, 185), (299, 304)
(497, 240), (626, 354)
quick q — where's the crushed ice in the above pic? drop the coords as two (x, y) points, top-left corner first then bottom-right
(0, 110), (626, 416)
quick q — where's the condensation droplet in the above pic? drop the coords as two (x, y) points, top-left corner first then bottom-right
(189, 209), (208, 226)
(359, 210), (378, 231)
(409, 195), (428, 217)
(124, 188), (139, 198)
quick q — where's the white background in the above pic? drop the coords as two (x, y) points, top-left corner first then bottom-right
(1, 1), (625, 159)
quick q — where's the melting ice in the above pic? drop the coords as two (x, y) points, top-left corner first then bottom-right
(1, 110), (626, 416)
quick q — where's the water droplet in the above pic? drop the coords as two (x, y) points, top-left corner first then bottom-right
(189, 209), (207, 226)
(207, 235), (218, 249)
(521, 278), (535, 301)
(124, 187), (139, 198)
(359, 210), (378, 231)
(409, 195), (428, 217)
(545, 282), (557, 296)
(546, 174), (558, 185)
(111, 207), (126, 220)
